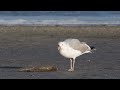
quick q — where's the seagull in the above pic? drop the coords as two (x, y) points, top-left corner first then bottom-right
(58, 38), (96, 71)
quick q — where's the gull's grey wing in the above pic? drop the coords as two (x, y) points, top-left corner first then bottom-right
(64, 39), (81, 45)
(64, 39), (91, 53)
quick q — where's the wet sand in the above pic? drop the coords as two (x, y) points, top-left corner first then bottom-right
(0, 25), (120, 79)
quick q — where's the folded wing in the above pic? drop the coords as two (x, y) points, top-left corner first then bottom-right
(64, 38), (91, 53)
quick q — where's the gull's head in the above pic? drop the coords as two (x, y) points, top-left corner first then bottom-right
(58, 42), (68, 50)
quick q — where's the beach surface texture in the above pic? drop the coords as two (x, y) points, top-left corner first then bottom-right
(0, 25), (120, 79)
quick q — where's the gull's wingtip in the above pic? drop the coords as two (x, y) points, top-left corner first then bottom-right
(90, 46), (96, 51)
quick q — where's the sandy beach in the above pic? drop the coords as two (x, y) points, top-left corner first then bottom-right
(0, 25), (120, 79)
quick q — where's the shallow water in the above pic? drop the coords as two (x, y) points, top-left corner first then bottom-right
(0, 36), (120, 79)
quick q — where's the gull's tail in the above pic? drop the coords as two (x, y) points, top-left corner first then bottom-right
(90, 46), (96, 51)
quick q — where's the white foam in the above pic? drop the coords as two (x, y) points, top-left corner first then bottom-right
(0, 17), (120, 25)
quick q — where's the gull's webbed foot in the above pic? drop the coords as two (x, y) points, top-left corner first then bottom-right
(68, 68), (74, 71)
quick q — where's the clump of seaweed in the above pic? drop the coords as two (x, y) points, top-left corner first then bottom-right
(19, 66), (58, 72)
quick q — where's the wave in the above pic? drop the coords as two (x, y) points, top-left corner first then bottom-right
(0, 18), (120, 25)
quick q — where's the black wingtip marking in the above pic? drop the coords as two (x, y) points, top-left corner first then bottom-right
(90, 46), (96, 50)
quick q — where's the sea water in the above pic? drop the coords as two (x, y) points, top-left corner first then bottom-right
(0, 11), (120, 25)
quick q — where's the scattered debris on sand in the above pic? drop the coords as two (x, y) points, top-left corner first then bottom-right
(19, 66), (58, 72)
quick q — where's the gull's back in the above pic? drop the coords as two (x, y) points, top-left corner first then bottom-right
(64, 39), (91, 53)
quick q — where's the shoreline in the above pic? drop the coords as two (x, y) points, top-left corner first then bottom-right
(0, 24), (120, 27)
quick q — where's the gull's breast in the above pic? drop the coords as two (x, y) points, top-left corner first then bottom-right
(59, 46), (81, 59)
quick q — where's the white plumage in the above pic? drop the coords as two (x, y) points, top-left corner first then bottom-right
(58, 38), (95, 71)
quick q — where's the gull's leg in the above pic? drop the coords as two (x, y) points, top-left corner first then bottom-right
(68, 58), (74, 71)
(72, 58), (76, 71)
(69, 58), (72, 70)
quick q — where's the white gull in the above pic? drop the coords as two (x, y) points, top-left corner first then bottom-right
(58, 38), (96, 71)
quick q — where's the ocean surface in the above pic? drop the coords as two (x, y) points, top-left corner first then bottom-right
(0, 11), (120, 25)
